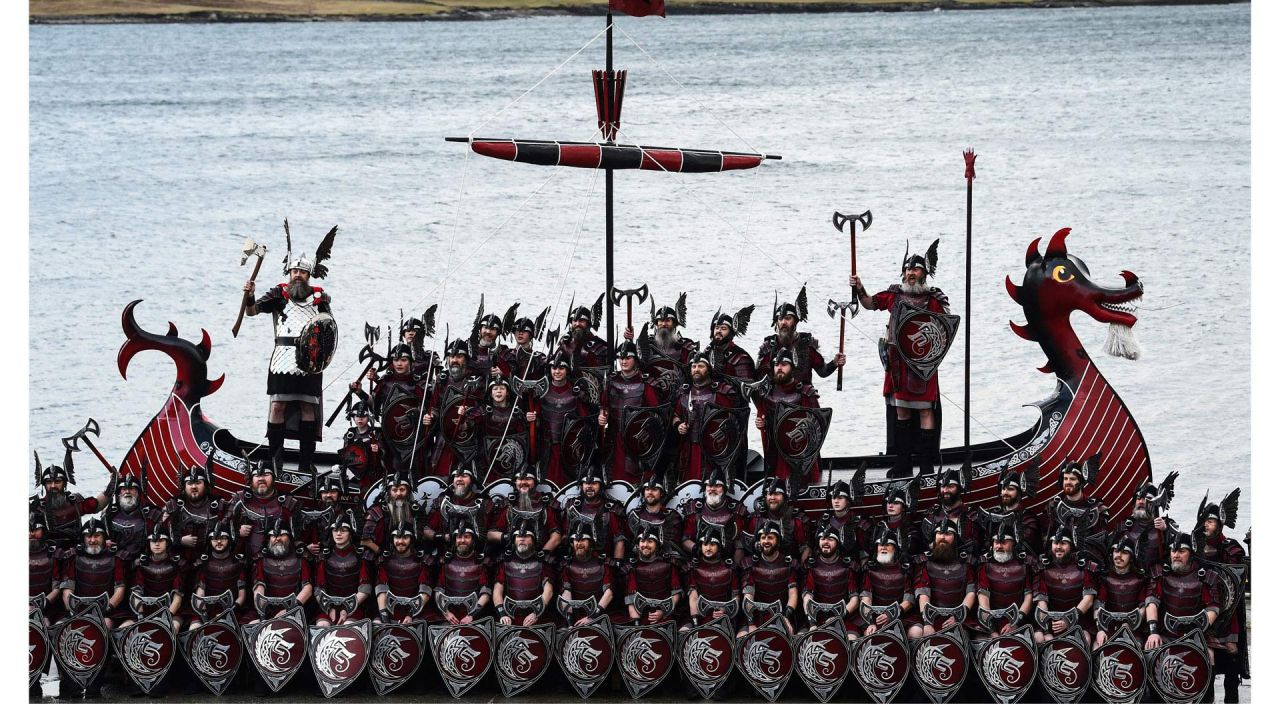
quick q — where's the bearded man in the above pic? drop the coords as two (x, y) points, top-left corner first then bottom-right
(1034, 528), (1097, 643)
(249, 519), (313, 624)
(752, 349), (824, 484)
(361, 472), (420, 558)
(558, 521), (619, 625)
(375, 522), (432, 624)
(58, 518), (126, 698)
(228, 460), (298, 559)
(559, 466), (627, 562)
(914, 518), (975, 637)
(624, 529), (683, 625)
(599, 340), (662, 483)
(852, 240), (950, 477)
(859, 523), (923, 639)
(626, 474), (684, 557)
(125, 527), (185, 634)
(489, 466), (563, 554)
(745, 476), (811, 564)
(424, 339), (485, 477)
(102, 468), (162, 566)
(680, 471), (747, 565)
(558, 298), (609, 370)
(1111, 474), (1178, 573)
(802, 524), (860, 638)
(190, 520), (249, 627)
(1093, 535), (1151, 649)
(502, 312), (549, 381)
(424, 466), (492, 552)
(528, 350), (594, 486)
(673, 350), (744, 482)
(974, 522), (1034, 639)
(469, 311), (508, 380)
(707, 306), (757, 382)
(626, 294), (697, 375)
(741, 521), (798, 635)
(243, 226), (337, 473)
(30, 450), (108, 550)
(493, 524), (556, 627)
(756, 287), (845, 386)
(161, 465), (224, 565)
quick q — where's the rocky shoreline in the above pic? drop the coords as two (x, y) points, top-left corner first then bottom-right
(29, 0), (1247, 25)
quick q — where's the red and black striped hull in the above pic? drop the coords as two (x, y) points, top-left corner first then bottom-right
(461, 138), (770, 173)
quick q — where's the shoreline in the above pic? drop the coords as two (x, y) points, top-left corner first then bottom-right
(29, 0), (1247, 25)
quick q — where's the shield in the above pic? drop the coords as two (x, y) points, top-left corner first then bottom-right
(621, 402), (673, 470)
(849, 621), (912, 704)
(111, 608), (178, 694)
(1146, 628), (1213, 704)
(699, 405), (749, 470)
(243, 605), (309, 692)
(428, 617), (494, 698)
(1204, 559), (1245, 635)
(368, 621), (427, 696)
(1091, 625), (1148, 704)
(49, 603), (111, 690)
(676, 617), (736, 699)
(29, 606), (50, 688)
(295, 312), (339, 374)
(793, 619), (850, 702)
(735, 616), (794, 702)
(380, 384), (426, 461)
(614, 620), (676, 699)
(770, 402), (833, 477)
(179, 611), (244, 696)
(971, 626), (1038, 703)
(440, 387), (481, 453)
(559, 414), (596, 479)
(887, 303), (960, 381)
(309, 620), (371, 698)
(910, 621), (969, 703)
(556, 615), (615, 699)
(1039, 629), (1092, 703)
(486, 435), (528, 481)
(339, 436), (374, 481)
(493, 622), (555, 697)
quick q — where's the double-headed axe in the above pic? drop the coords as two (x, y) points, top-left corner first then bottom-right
(325, 323), (384, 427)
(833, 210), (872, 303)
(826, 299), (858, 392)
(232, 238), (268, 338)
(62, 418), (116, 475)
(512, 374), (550, 458)
(609, 283), (649, 336)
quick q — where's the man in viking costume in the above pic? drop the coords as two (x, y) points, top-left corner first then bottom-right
(974, 520), (1035, 639)
(30, 449), (108, 550)
(680, 470), (748, 564)
(493, 522), (557, 627)
(489, 465), (563, 555)
(375, 521), (432, 624)
(858, 522), (923, 639)
(558, 296), (609, 371)
(852, 240), (951, 477)
(558, 520), (620, 625)
(1093, 535), (1151, 650)
(1195, 488), (1248, 702)
(802, 522), (860, 638)
(672, 349), (745, 482)
(1111, 472), (1178, 573)
(244, 224), (338, 473)
(756, 286), (845, 386)
(625, 293), (698, 375)
(161, 464), (224, 566)
(625, 474), (685, 558)
(361, 472), (421, 558)
(599, 340), (662, 483)
(502, 308), (551, 381)
(707, 305), (757, 383)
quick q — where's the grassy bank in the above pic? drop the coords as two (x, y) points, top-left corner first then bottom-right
(29, 0), (1245, 24)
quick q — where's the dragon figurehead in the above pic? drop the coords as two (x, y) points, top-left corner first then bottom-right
(118, 299), (224, 405)
(1006, 228), (1144, 382)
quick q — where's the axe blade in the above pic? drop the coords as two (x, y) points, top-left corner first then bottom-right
(62, 435), (80, 451)
(635, 283), (649, 304)
(826, 298), (839, 319)
(856, 209), (873, 231)
(832, 211), (849, 232)
(609, 286), (624, 305)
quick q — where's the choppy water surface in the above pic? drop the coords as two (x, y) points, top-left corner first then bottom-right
(30, 5), (1249, 531)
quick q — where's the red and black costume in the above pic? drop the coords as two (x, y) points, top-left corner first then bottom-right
(1035, 554), (1097, 634)
(228, 486), (297, 560)
(491, 490), (561, 552)
(803, 553), (859, 632)
(426, 487), (492, 549)
(752, 371), (823, 484)
(680, 490), (747, 561)
(860, 557), (921, 630)
(975, 553), (1035, 632)
(376, 549), (433, 622)
(559, 546), (620, 623)
(194, 549), (249, 622)
(30, 538), (63, 620)
(469, 394), (530, 484)
(673, 376), (743, 482)
(532, 368), (594, 486)
(624, 549), (683, 624)
(426, 365), (485, 477)
(685, 553), (739, 628)
(495, 549), (555, 625)
(369, 361), (430, 474)
(742, 551), (797, 627)
(914, 554), (974, 631)
(436, 549), (493, 620)
(312, 544), (371, 620)
(252, 548), (311, 617)
(745, 489), (811, 562)
(62, 544), (128, 623)
(601, 366), (662, 483)
(163, 491), (224, 566)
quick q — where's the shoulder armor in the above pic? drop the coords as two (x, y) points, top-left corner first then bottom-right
(1197, 568), (1207, 578)
(804, 558), (816, 568)
(1077, 558), (1087, 568)
(801, 384), (819, 397)
(693, 500), (704, 510)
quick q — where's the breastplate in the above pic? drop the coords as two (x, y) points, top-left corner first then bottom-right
(440, 556), (487, 597)
(73, 552), (119, 597)
(691, 561), (735, 601)
(632, 559), (676, 599)
(500, 556), (546, 600)
(29, 545), (57, 596)
(321, 548), (363, 596)
(136, 557), (181, 595)
(866, 563), (912, 606)
(270, 297), (322, 375)
(1042, 562), (1087, 611)
(259, 555), (304, 597)
(382, 555), (425, 596)
(750, 558), (791, 603)
(982, 560), (1030, 608)
(1101, 571), (1147, 612)
(200, 554), (244, 596)
(564, 560), (607, 600)
(1159, 568), (1208, 617)
(924, 559), (968, 607)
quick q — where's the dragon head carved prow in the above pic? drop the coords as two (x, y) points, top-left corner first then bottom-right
(118, 299), (224, 404)
(1005, 228), (1144, 380)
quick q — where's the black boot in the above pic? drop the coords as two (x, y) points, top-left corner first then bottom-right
(887, 419), (915, 479)
(266, 422), (286, 470)
(298, 420), (318, 474)
(1222, 653), (1241, 703)
(918, 428), (940, 475)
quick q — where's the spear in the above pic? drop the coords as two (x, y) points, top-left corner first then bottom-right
(962, 148), (977, 472)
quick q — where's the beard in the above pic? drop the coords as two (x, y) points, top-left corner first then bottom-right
(118, 495), (138, 511)
(570, 325), (588, 344)
(654, 326), (678, 351)
(1000, 496), (1019, 510)
(932, 542), (956, 562)
(993, 549), (1013, 563)
(1131, 506), (1150, 521)
(185, 487), (207, 502)
(877, 550), (896, 565)
(901, 275), (931, 295)
(389, 499), (413, 526)
(516, 490), (535, 512)
(450, 484), (471, 499)
(1171, 559), (1189, 573)
(84, 543), (103, 556)
(286, 277), (311, 302)
(776, 326), (795, 345)
(479, 336), (495, 349)
(269, 542), (290, 558)
(704, 492), (724, 508)
(47, 491), (70, 513)
(253, 482), (273, 498)
(574, 547), (590, 561)
(447, 364), (464, 381)
(712, 332), (730, 348)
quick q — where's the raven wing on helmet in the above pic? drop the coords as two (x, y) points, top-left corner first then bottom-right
(282, 218), (293, 274)
(312, 225), (337, 280)
(648, 298), (657, 326)
(64, 445), (75, 485)
(1151, 471), (1178, 513)
(1220, 488), (1241, 528)
(734, 304), (755, 337)
(469, 294), (485, 347)
(851, 461), (868, 504)
(1084, 452), (1102, 484)
(423, 304), (438, 338)
(925, 238), (939, 277)
(795, 285), (808, 323)
(533, 306), (551, 337)
(1023, 458), (1041, 497)
(502, 302), (520, 338)
(675, 292), (687, 328)
(590, 292), (604, 330)
(33, 451), (42, 487)
(545, 325), (561, 350)
(637, 323), (651, 363)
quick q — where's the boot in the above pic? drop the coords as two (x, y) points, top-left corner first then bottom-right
(1222, 653), (1241, 703)
(266, 422), (286, 470)
(298, 420), (318, 474)
(918, 427), (940, 476)
(887, 419), (915, 479)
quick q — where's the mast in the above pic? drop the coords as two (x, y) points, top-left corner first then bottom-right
(605, 10), (615, 361)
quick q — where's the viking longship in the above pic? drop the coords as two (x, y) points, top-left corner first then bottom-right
(119, 8), (1150, 524)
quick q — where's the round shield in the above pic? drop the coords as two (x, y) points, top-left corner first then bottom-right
(433, 625), (493, 685)
(339, 440), (372, 480)
(56, 617), (109, 674)
(558, 624), (614, 686)
(494, 627), (551, 688)
(1093, 640), (1147, 703)
(1149, 638), (1212, 703)
(678, 625), (735, 686)
(850, 631), (911, 703)
(975, 633), (1037, 702)
(312, 625), (368, 684)
(911, 632), (967, 701)
(617, 626), (674, 685)
(295, 312), (339, 374)
(116, 620), (176, 686)
(896, 314), (950, 364)
(185, 622), (242, 685)
(487, 437), (527, 480)
(369, 623), (425, 695)
(559, 416), (594, 475)
(699, 409), (744, 466)
(29, 621), (49, 687)
(441, 396), (479, 448)
(1040, 636), (1091, 702)
(381, 390), (424, 448)
(794, 625), (850, 702)
(772, 404), (830, 470)
(736, 625), (794, 701)
(621, 408), (667, 466)
(249, 617), (307, 677)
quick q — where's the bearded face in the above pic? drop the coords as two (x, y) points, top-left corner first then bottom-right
(1000, 486), (1020, 509)
(1061, 474), (1082, 498)
(454, 533), (475, 556)
(393, 535), (413, 555)
(1051, 540), (1073, 562)
(252, 473), (274, 498)
(757, 533), (779, 556)
(572, 539), (591, 561)
(701, 542), (721, 561)
(447, 356), (466, 380)
(939, 485), (959, 506)
(450, 476), (473, 499)
(1169, 547), (1191, 573)
(713, 325), (732, 344)
(117, 491), (138, 511)
(269, 537), (291, 557)
(654, 324), (677, 351)
(993, 549), (1013, 563)
(773, 363), (794, 384)
(211, 536), (230, 554)
(818, 536), (839, 558)
(932, 533), (956, 561)
(516, 489), (535, 512)
(690, 363), (709, 384)
(184, 480), (207, 502)
(1203, 518), (1221, 537)
(389, 498), (414, 526)
(776, 316), (797, 339)
(581, 482), (601, 501)
(637, 539), (657, 561)
(704, 485), (725, 508)
(479, 327), (498, 347)
(766, 493), (785, 513)
(643, 487), (663, 508)
(570, 321), (589, 344)
(1130, 504), (1150, 521)
(83, 533), (105, 555)
(877, 546), (896, 565)
(286, 274), (312, 302)
(320, 490), (340, 508)
(514, 535), (535, 558)
(900, 267), (930, 294)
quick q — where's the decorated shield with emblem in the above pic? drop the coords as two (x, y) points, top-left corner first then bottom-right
(1039, 629), (1091, 703)
(614, 620), (676, 699)
(243, 605), (308, 692)
(621, 402), (673, 470)
(49, 603), (111, 690)
(380, 384), (426, 463)
(735, 616), (795, 702)
(308, 620), (371, 698)
(559, 414), (596, 480)
(676, 616), (735, 699)
(849, 621), (912, 703)
(1146, 628), (1213, 704)
(910, 622), (969, 703)
(887, 303), (960, 381)
(556, 616), (615, 699)
(494, 622), (555, 697)
(971, 626), (1038, 703)
(439, 388), (481, 454)
(111, 608), (178, 695)
(368, 621), (427, 696)
(295, 312), (339, 374)
(179, 610), (243, 696)
(339, 436), (374, 483)
(770, 402), (833, 477)
(793, 619), (850, 702)
(429, 617), (494, 698)
(1091, 624), (1147, 704)
(486, 435), (528, 481)
(699, 405), (749, 470)
(29, 606), (50, 688)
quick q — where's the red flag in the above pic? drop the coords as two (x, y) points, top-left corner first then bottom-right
(610, 0), (666, 18)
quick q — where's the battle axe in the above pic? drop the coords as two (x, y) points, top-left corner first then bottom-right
(232, 238), (267, 338)
(833, 210), (871, 303)
(826, 299), (857, 392)
(62, 417), (116, 475)
(609, 284), (649, 335)
(325, 323), (384, 428)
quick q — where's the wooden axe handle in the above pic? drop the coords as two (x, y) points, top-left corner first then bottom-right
(231, 253), (265, 338)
